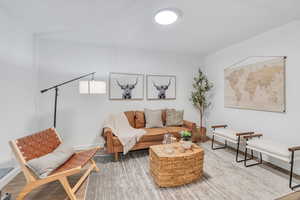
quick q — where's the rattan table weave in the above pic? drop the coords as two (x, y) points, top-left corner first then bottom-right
(149, 142), (204, 187)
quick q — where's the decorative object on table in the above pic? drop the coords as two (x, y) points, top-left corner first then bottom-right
(149, 143), (204, 187)
(181, 141), (193, 150)
(165, 109), (184, 126)
(41, 72), (106, 128)
(162, 133), (176, 154)
(190, 69), (213, 142)
(224, 56), (286, 112)
(109, 72), (144, 100)
(162, 133), (172, 144)
(181, 130), (192, 141)
(146, 75), (176, 100)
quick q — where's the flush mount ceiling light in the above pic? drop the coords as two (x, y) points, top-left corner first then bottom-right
(154, 8), (181, 25)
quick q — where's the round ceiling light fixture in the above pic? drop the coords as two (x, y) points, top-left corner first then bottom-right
(154, 8), (181, 25)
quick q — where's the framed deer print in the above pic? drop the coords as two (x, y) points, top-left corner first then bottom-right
(109, 73), (144, 100)
(146, 75), (176, 100)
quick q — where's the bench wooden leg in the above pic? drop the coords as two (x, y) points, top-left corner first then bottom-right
(115, 152), (119, 161)
(59, 177), (77, 200)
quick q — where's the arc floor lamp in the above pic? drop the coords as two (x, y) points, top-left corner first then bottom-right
(41, 72), (106, 128)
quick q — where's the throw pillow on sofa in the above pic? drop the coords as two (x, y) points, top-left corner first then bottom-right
(27, 144), (75, 178)
(166, 109), (184, 126)
(144, 109), (164, 128)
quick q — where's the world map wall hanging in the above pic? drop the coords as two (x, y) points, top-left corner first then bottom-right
(224, 56), (286, 112)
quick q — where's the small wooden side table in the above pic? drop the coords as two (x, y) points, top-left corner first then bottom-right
(149, 143), (204, 187)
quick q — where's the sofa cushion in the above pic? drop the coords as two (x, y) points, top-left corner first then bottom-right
(135, 111), (145, 128)
(166, 109), (184, 126)
(124, 111), (135, 128)
(144, 109), (163, 128)
(247, 139), (291, 160)
(213, 128), (238, 141)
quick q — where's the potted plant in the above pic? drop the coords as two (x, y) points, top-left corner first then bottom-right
(181, 130), (192, 141)
(190, 69), (213, 142)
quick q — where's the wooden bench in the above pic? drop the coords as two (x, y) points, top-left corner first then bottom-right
(243, 134), (300, 190)
(211, 124), (254, 162)
(9, 128), (100, 200)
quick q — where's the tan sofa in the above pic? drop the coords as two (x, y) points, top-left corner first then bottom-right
(102, 110), (196, 160)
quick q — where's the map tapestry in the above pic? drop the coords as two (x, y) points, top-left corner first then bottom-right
(224, 58), (285, 112)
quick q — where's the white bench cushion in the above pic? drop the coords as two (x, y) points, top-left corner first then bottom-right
(247, 139), (290, 161)
(213, 128), (238, 142)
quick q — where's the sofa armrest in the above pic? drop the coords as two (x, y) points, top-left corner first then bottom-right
(244, 134), (263, 140)
(102, 128), (114, 153)
(288, 146), (300, 152)
(183, 120), (196, 130)
(236, 132), (255, 136)
(211, 124), (227, 129)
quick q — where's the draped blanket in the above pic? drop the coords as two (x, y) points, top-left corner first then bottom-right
(103, 113), (146, 154)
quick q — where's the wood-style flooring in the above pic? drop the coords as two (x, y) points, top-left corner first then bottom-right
(3, 142), (300, 200)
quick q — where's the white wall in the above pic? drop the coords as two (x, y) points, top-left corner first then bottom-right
(0, 13), (37, 165)
(204, 20), (300, 172)
(37, 39), (202, 148)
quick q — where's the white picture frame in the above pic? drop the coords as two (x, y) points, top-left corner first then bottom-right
(109, 72), (144, 100)
(146, 75), (176, 100)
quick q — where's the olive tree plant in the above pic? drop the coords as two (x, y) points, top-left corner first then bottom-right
(190, 69), (213, 129)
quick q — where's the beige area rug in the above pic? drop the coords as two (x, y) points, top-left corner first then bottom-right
(87, 142), (296, 200)
(2, 172), (88, 200)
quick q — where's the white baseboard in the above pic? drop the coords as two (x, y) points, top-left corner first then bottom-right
(0, 167), (20, 190)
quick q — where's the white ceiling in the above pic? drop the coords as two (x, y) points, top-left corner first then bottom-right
(1, 0), (300, 55)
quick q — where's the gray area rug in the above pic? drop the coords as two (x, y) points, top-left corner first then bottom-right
(87, 142), (293, 200)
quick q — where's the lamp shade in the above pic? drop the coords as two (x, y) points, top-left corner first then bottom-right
(79, 80), (106, 94)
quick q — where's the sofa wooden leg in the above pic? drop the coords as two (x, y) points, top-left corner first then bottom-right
(114, 152), (119, 161)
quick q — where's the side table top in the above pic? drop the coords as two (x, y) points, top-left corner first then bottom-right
(150, 142), (204, 158)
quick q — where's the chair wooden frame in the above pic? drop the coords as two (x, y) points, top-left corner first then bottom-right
(9, 128), (100, 200)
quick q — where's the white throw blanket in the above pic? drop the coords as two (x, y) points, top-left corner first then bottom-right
(103, 113), (146, 155)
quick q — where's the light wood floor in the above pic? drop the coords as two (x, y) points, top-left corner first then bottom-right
(2, 171), (88, 200)
(2, 142), (300, 200)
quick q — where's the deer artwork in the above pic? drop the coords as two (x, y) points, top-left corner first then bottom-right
(116, 78), (138, 99)
(153, 79), (171, 99)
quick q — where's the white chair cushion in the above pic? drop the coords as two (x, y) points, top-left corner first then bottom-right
(27, 144), (75, 178)
(247, 139), (290, 160)
(213, 128), (238, 141)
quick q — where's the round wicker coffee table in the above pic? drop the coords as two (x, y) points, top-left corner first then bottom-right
(149, 142), (204, 187)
